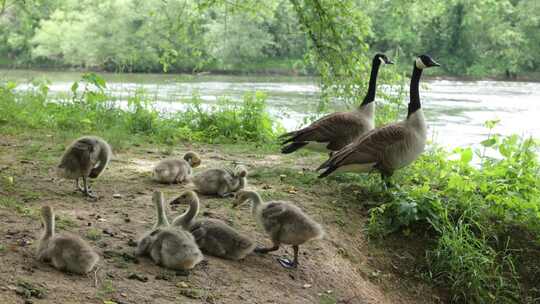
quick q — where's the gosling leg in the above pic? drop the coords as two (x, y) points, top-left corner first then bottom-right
(381, 173), (394, 191)
(254, 243), (280, 254)
(82, 176), (97, 199)
(75, 178), (84, 192)
(277, 245), (299, 269)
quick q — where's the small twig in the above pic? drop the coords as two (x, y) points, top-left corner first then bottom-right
(94, 265), (101, 288)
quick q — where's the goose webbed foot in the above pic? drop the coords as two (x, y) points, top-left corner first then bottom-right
(277, 257), (297, 269)
(277, 245), (299, 269)
(84, 189), (97, 199)
(81, 177), (97, 199)
(220, 192), (235, 198)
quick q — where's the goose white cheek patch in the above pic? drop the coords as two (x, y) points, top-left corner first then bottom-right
(415, 58), (427, 69)
(379, 57), (385, 64)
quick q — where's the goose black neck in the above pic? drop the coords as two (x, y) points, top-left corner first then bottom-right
(407, 65), (423, 118)
(360, 58), (382, 107)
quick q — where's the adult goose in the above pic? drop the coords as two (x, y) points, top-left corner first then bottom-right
(317, 55), (440, 188)
(280, 53), (393, 154)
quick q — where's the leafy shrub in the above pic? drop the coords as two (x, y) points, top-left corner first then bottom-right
(0, 74), (281, 146)
(368, 120), (540, 302)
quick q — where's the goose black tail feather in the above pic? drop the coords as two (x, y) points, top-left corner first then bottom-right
(278, 131), (297, 140)
(281, 142), (307, 154)
(318, 165), (337, 178)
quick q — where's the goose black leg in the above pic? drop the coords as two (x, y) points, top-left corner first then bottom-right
(254, 244), (280, 254)
(82, 176), (97, 199)
(277, 245), (299, 269)
(75, 178), (84, 192)
(380, 170), (394, 191)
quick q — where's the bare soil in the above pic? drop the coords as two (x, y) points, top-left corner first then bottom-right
(0, 134), (443, 304)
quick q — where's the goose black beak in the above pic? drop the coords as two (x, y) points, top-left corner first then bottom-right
(386, 60), (394, 65)
(430, 60), (441, 67)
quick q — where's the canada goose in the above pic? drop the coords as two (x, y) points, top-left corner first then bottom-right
(280, 53), (393, 154)
(317, 55), (440, 188)
(136, 191), (203, 270)
(170, 191), (255, 260)
(191, 165), (247, 197)
(152, 152), (201, 184)
(57, 136), (111, 198)
(233, 190), (324, 269)
(37, 206), (99, 274)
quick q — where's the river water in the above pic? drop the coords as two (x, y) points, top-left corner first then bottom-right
(2, 69), (539, 149)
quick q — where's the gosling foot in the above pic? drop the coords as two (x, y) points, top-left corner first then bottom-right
(277, 257), (297, 269)
(220, 192), (235, 198)
(84, 189), (98, 200)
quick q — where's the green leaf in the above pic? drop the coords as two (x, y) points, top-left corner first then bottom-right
(480, 138), (497, 147)
(460, 147), (473, 164)
(71, 81), (79, 95)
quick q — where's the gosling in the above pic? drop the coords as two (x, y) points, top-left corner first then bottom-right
(57, 136), (111, 198)
(170, 191), (255, 260)
(152, 152), (201, 184)
(37, 206), (99, 274)
(136, 191), (203, 270)
(191, 165), (247, 197)
(234, 190), (324, 269)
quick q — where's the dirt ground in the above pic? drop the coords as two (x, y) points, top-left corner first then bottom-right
(0, 134), (444, 304)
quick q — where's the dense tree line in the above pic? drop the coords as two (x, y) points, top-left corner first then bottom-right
(0, 0), (538, 77)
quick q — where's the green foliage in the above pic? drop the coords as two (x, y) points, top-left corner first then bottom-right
(86, 228), (102, 241)
(365, 0), (540, 77)
(368, 125), (540, 302)
(426, 215), (518, 303)
(3, 0), (538, 76)
(0, 74), (281, 147)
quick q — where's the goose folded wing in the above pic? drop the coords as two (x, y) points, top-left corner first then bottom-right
(293, 113), (362, 143)
(329, 124), (408, 166)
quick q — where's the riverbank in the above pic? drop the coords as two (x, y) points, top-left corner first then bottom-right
(0, 132), (442, 304)
(2, 61), (539, 82)
(3, 69), (540, 150)
(1, 78), (539, 303)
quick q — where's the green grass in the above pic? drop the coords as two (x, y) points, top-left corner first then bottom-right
(0, 196), (37, 218)
(0, 74), (282, 150)
(85, 228), (102, 241)
(96, 279), (115, 300)
(1, 74), (540, 303)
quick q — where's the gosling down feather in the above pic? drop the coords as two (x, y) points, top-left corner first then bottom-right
(37, 206), (99, 274)
(152, 151), (201, 184)
(171, 191), (255, 260)
(57, 136), (111, 199)
(136, 191), (203, 270)
(234, 190), (324, 269)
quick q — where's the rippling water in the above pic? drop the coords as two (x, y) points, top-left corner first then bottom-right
(2, 69), (539, 149)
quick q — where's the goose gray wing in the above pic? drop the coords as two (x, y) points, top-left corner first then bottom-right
(282, 112), (365, 150)
(318, 124), (408, 176)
